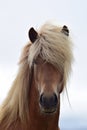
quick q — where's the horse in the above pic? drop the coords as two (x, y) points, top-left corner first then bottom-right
(0, 22), (73, 130)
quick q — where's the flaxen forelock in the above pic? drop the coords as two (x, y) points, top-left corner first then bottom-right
(28, 23), (73, 86)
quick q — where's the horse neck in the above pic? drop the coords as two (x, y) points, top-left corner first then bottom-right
(28, 80), (60, 130)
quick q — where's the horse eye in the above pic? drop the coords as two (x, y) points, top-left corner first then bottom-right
(33, 58), (46, 65)
(33, 59), (38, 65)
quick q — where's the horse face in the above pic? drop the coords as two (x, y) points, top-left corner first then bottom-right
(34, 57), (63, 114)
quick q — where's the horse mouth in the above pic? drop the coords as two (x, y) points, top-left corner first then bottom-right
(39, 93), (58, 114)
(40, 107), (57, 114)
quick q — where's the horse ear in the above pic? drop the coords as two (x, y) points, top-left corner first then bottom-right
(28, 27), (38, 43)
(61, 25), (69, 36)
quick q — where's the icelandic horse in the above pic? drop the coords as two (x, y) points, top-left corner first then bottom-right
(0, 22), (73, 130)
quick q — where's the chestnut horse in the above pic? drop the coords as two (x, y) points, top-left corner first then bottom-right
(0, 23), (73, 130)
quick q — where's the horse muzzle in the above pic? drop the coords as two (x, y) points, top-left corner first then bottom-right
(39, 93), (58, 114)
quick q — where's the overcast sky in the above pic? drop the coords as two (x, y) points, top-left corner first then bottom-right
(0, 0), (87, 129)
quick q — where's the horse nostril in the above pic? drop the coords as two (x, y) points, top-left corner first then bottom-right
(40, 93), (44, 105)
(53, 93), (58, 106)
(40, 93), (58, 108)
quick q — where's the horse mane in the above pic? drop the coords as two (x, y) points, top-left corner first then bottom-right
(0, 43), (31, 129)
(0, 22), (73, 129)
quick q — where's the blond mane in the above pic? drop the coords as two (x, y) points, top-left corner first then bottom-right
(0, 23), (73, 129)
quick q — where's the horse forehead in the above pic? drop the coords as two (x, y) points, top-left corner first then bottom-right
(34, 58), (61, 78)
(37, 63), (59, 81)
(42, 63), (58, 73)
